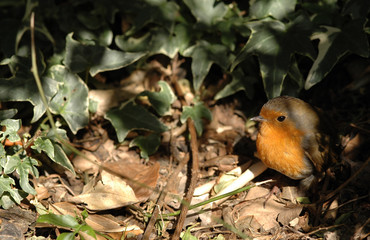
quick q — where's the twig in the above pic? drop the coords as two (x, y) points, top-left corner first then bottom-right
(307, 224), (345, 236)
(171, 53), (200, 239)
(322, 156), (370, 202)
(172, 119), (199, 239)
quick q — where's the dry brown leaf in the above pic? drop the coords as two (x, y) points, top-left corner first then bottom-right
(72, 150), (100, 174)
(280, 186), (300, 202)
(233, 186), (302, 232)
(68, 171), (139, 210)
(102, 161), (160, 201)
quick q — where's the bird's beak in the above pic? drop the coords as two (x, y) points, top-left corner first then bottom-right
(250, 116), (266, 122)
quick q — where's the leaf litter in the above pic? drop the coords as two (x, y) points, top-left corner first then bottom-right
(2, 59), (369, 240)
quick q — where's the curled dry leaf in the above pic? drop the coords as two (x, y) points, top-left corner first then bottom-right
(69, 171), (139, 210)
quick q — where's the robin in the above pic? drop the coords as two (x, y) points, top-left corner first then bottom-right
(251, 96), (338, 190)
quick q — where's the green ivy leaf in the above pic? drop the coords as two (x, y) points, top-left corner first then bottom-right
(342, 0), (370, 19)
(51, 143), (75, 174)
(16, 157), (39, 195)
(0, 119), (21, 142)
(105, 101), (168, 142)
(46, 127), (68, 142)
(0, 175), (23, 205)
(130, 134), (161, 159)
(48, 65), (89, 134)
(3, 155), (20, 174)
(139, 81), (176, 116)
(64, 33), (146, 76)
(0, 56), (57, 122)
(124, 0), (179, 35)
(250, 0), (297, 20)
(0, 144), (5, 171)
(183, 40), (232, 91)
(3, 155), (38, 195)
(31, 137), (55, 158)
(305, 19), (369, 89)
(116, 24), (191, 58)
(180, 102), (212, 136)
(0, 189), (27, 209)
(183, 0), (228, 26)
(232, 16), (315, 98)
(215, 68), (257, 100)
(0, 109), (18, 121)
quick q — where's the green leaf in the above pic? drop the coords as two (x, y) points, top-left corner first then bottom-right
(51, 143), (75, 174)
(0, 109), (18, 121)
(81, 209), (89, 219)
(16, 157), (39, 195)
(57, 232), (76, 240)
(46, 127), (68, 142)
(130, 134), (161, 159)
(124, 0), (180, 34)
(3, 155), (20, 174)
(116, 24), (191, 58)
(0, 56), (58, 122)
(37, 214), (80, 229)
(250, 0), (297, 20)
(215, 68), (256, 100)
(232, 16), (315, 98)
(139, 81), (176, 116)
(180, 226), (198, 240)
(48, 65), (89, 134)
(105, 101), (168, 142)
(0, 190), (27, 209)
(0, 144), (5, 170)
(281, 56), (304, 96)
(305, 19), (369, 89)
(0, 175), (23, 205)
(79, 225), (97, 239)
(31, 137), (55, 158)
(89, 98), (98, 114)
(0, 119), (21, 142)
(183, 41), (232, 91)
(183, 0), (228, 26)
(180, 102), (212, 136)
(3, 155), (38, 195)
(342, 0), (370, 19)
(64, 33), (146, 76)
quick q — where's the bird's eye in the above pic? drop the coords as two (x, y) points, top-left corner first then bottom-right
(277, 116), (286, 122)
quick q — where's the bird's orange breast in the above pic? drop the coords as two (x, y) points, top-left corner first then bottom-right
(256, 121), (313, 180)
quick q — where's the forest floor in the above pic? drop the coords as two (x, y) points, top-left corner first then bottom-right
(1, 56), (369, 240)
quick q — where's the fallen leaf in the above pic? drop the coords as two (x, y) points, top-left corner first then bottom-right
(103, 161), (160, 201)
(232, 187), (302, 232)
(69, 171), (139, 210)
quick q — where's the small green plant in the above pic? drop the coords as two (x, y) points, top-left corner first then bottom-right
(0, 118), (74, 208)
(37, 209), (110, 240)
